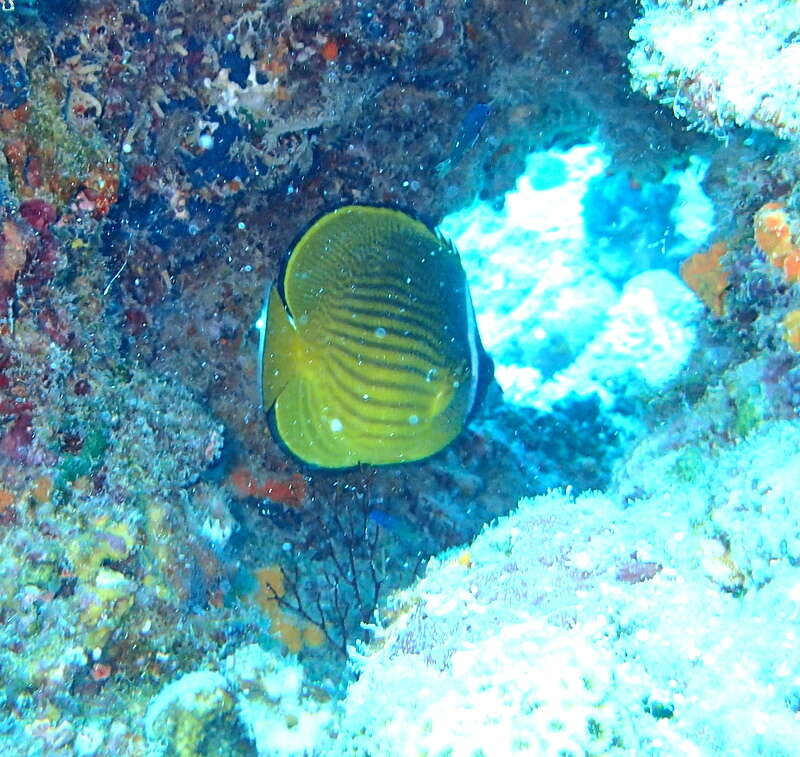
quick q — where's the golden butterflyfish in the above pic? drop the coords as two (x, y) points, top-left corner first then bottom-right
(258, 204), (493, 468)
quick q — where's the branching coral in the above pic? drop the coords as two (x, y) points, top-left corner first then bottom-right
(252, 473), (409, 658)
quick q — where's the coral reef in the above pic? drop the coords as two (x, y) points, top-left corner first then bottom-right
(145, 644), (330, 757)
(441, 146), (705, 413)
(1, 0), (665, 749)
(2, 0), (800, 752)
(629, 0), (800, 140)
(328, 419), (800, 755)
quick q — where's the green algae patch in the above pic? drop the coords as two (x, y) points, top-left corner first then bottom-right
(670, 446), (705, 484)
(732, 391), (763, 439)
(55, 426), (108, 496)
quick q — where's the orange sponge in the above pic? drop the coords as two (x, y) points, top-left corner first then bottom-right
(754, 202), (800, 282)
(680, 242), (729, 316)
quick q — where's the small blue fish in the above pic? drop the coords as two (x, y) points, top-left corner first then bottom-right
(368, 508), (418, 546)
(436, 102), (492, 176)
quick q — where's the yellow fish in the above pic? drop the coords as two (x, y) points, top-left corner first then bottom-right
(258, 205), (492, 468)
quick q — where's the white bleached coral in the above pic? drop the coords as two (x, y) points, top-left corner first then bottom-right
(203, 66), (280, 122)
(440, 144), (708, 410)
(536, 268), (703, 407)
(629, 0), (800, 139)
(324, 419), (800, 756)
(145, 644), (330, 756)
(336, 617), (646, 757)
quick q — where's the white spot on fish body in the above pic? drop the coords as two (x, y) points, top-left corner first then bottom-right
(375, 327), (386, 338)
(330, 418), (343, 432)
(408, 415), (419, 425)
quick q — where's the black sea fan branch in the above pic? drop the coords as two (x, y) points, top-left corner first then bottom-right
(266, 469), (401, 658)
